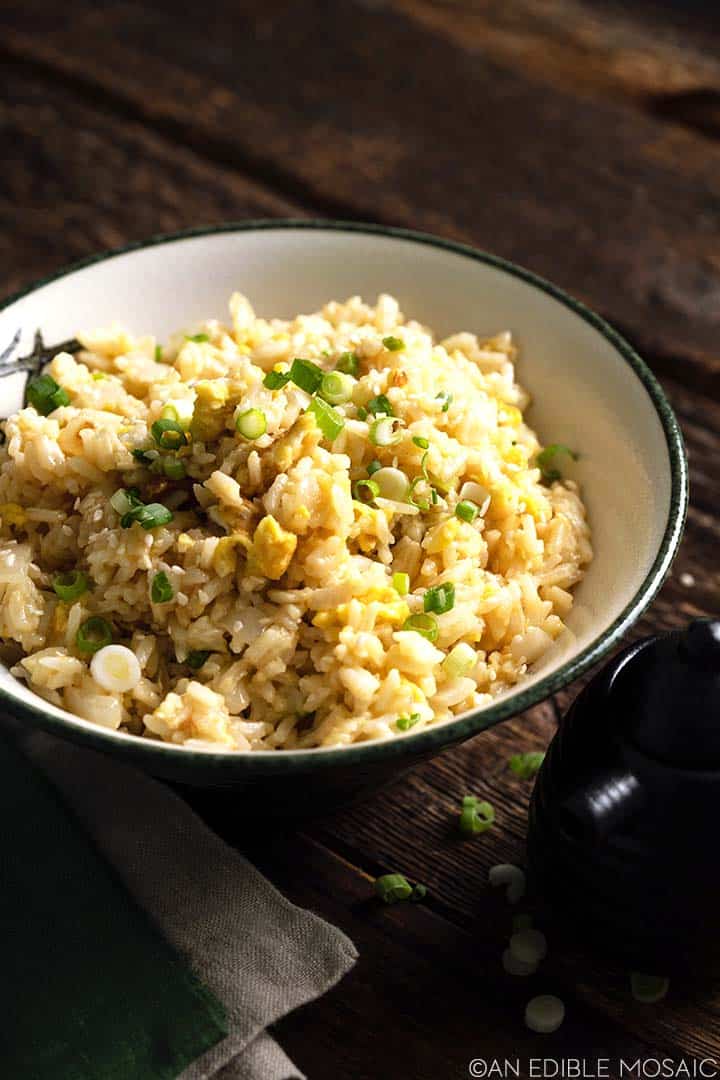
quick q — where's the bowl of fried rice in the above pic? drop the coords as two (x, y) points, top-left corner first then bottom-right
(0, 222), (687, 797)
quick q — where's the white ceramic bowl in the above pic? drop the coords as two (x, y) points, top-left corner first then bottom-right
(0, 223), (687, 790)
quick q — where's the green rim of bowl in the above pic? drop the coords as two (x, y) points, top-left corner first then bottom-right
(0, 220), (688, 774)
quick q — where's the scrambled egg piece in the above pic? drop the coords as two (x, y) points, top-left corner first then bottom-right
(249, 515), (297, 579)
(190, 380), (230, 441)
(0, 503), (26, 527)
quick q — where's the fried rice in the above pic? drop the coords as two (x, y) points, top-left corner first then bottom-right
(0, 293), (592, 750)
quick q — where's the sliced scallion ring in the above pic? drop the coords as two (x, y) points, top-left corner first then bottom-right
(353, 478), (380, 503)
(375, 873), (413, 904)
(459, 797), (495, 835)
(392, 571), (410, 596)
(455, 499), (479, 523)
(289, 357), (324, 394)
(369, 416), (402, 447)
(132, 503), (174, 531)
(163, 457), (186, 480)
(52, 570), (89, 602)
(236, 408), (267, 440)
(263, 369), (291, 390)
(319, 371), (354, 405)
(424, 582), (455, 615)
(151, 418), (187, 451)
(335, 351), (359, 376)
(372, 467), (409, 502)
(382, 335), (405, 352)
(76, 616), (113, 655)
(308, 397), (345, 441)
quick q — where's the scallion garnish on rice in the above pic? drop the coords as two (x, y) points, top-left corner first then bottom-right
(367, 459), (382, 476)
(402, 612), (439, 642)
(187, 650), (211, 670)
(263, 370), (291, 390)
(392, 571), (410, 596)
(290, 357), (324, 395)
(308, 397), (345, 441)
(353, 478), (380, 503)
(52, 570), (89, 602)
(396, 712), (421, 731)
(382, 336), (405, 352)
(111, 489), (173, 531)
(335, 351), (359, 376)
(235, 408), (267, 440)
(424, 583), (455, 614)
(455, 500), (479, 522)
(435, 391), (452, 412)
(365, 394), (394, 417)
(151, 571), (174, 604)
(76, 616), (113, 655)
(412, 435), (429, 449)
(319, 371), (354, 405)
(185, 333), (209, 343)
(535, 443), (578, 483)
(369, 416), (402, 447)
(26, 374), (70, 416)
(151, 418), (187, 451)
(163, 457), (186, 480)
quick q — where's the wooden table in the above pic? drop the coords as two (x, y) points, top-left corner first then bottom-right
(3, 1), (720, 1075)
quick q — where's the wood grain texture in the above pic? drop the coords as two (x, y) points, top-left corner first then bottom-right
(2, 4), (720, 1075)
(3, 0), (720, 384)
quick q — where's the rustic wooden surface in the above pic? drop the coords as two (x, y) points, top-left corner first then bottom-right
(2, 1), (720, 1076)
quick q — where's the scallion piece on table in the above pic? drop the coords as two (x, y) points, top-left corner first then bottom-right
(630, 973), (670, 1004)
(402, 612), (439, 642)
(26, 374), (70, 416)
(412, 435), (429, 449)
(76, 616), (113, 655)
(411, 884), (427, 902)
(375, 873), (413, 904)
(187, 650), (211, 670)
(336, 351), (359, 376)
(151, 418), (187, 451)
(365, 394), (394, 417)
(353, 478), (380, 503)
(320, 371), (355, 405)
(263, 370), (291, 390)
(369, 416), (402, 447)
(236, 408), (267, 440)
(396, 712), (421, 731)
(308, 397), (345, 441)
(436, 391), (452, 412)
(151, 571), (174, 604)
(185, 333), (209, 343)
(52, 570), (89, 602)
(455, 499), (479, 523)
(382, 336), (405, 352)
(392, 571), (410, 596)
(509, 751), (546, 779)
(290, 357), (324, 394)
(424, 582), (455, 614)
(535, 443), (578, 483)
(459, 796), (495, 836)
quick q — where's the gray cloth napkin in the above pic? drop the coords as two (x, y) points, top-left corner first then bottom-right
(23, 731), (358, 1080)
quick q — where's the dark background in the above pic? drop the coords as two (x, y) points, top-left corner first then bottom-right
(3, 2), (720, 1076)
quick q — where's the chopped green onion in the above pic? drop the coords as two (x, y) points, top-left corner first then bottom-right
(536, 443), (578, 483)
(382, 336), (405, 352)
(308, 397), (345, 441)
(151, 418), (187, 451)
(151, 571), (174, 604)
(456, 499), (480, 523)
(411, 883), (427, 902)
(407, 476), (430, 511)
(366, 394), (394, 417)
(357, 406), (368, 421)
(91, 371), (107, 381)
(392, 571), (410, 596)
(402, 612), (439, 642)
(76, 616), (113, 655)
(459, 796), (495, 836)
(320, 371), (355, 405)
(443, 642), (476, 679)
(110, 488), (143, 516)
(185, 333), (209, 343)
(630, 973), (670, 1004)
(336, 351), (359, 376)
(52, 570), (89, 602)
(160, 400), (194, 429)
(436, 391), (452, 412)
(430, 488), (439, 505)
(263, 370), (291, 390)
(163, 457), (186, 480)
(236, 408), (267, 440)
(509, 751), (546, 780)
(187, 650), (211, 670)
(132, 503), (174, 531)
(131, 449), (153, 465)
(154, 344), (163, 362)
(26, 374), (70, 415)
(367, 459), (382, 476)
(424, 583), (455, 615)
(290, 357), (324, 394)
(369, 416), (402, 447)
(373, 467), (409, 501)
(375, 873), (413, 904)
(412, 435), (430, 449)
(396, 712), (421, 731)
(353, 478), (380, 503)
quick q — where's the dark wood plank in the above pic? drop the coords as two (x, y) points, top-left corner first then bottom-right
(0, 59), (303, 297)
(4, 0), (720, 385)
